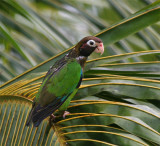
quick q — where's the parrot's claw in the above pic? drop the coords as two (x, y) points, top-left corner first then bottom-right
(62, 111), (70, 119)
(49, 114), (56, 125)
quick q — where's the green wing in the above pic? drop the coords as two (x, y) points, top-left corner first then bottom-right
(36, 58), (82, 106)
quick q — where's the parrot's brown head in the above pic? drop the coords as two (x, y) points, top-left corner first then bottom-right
(75, 36), (104, 57)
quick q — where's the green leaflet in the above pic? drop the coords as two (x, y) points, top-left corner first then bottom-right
(0, 97), (62, 146)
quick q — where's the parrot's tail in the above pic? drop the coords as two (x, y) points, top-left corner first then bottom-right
(26, 99), (64, 127)
(32, 104), (57, 127)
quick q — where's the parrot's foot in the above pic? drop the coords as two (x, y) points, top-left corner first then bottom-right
(62, 111), (70, 119)
(49, 114), (56, 125)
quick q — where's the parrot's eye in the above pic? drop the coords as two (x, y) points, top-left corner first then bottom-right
(87, 40), (96, 47)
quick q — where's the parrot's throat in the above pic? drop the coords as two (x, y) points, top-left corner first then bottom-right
(68, 48), (87, 69)
(77, 56), (87, 69)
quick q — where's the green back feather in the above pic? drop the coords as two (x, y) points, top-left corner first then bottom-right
(35, 58), (81, 106)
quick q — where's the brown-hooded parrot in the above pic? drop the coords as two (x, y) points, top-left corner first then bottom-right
(26, 36), (104, 127)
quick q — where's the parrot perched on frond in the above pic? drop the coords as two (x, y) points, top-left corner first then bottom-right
(26, 36), (104, 127)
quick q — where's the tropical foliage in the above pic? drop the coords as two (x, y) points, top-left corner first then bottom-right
(0, 0), (160, 145)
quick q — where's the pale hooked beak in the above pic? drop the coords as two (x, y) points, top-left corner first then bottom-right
(94, 42), (104, 55)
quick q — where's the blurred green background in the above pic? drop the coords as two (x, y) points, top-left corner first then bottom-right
(1, 0), (159, 85)
(0, 0), (160, 146)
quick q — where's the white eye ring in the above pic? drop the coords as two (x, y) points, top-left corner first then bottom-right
(87, 40), (96, 47)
